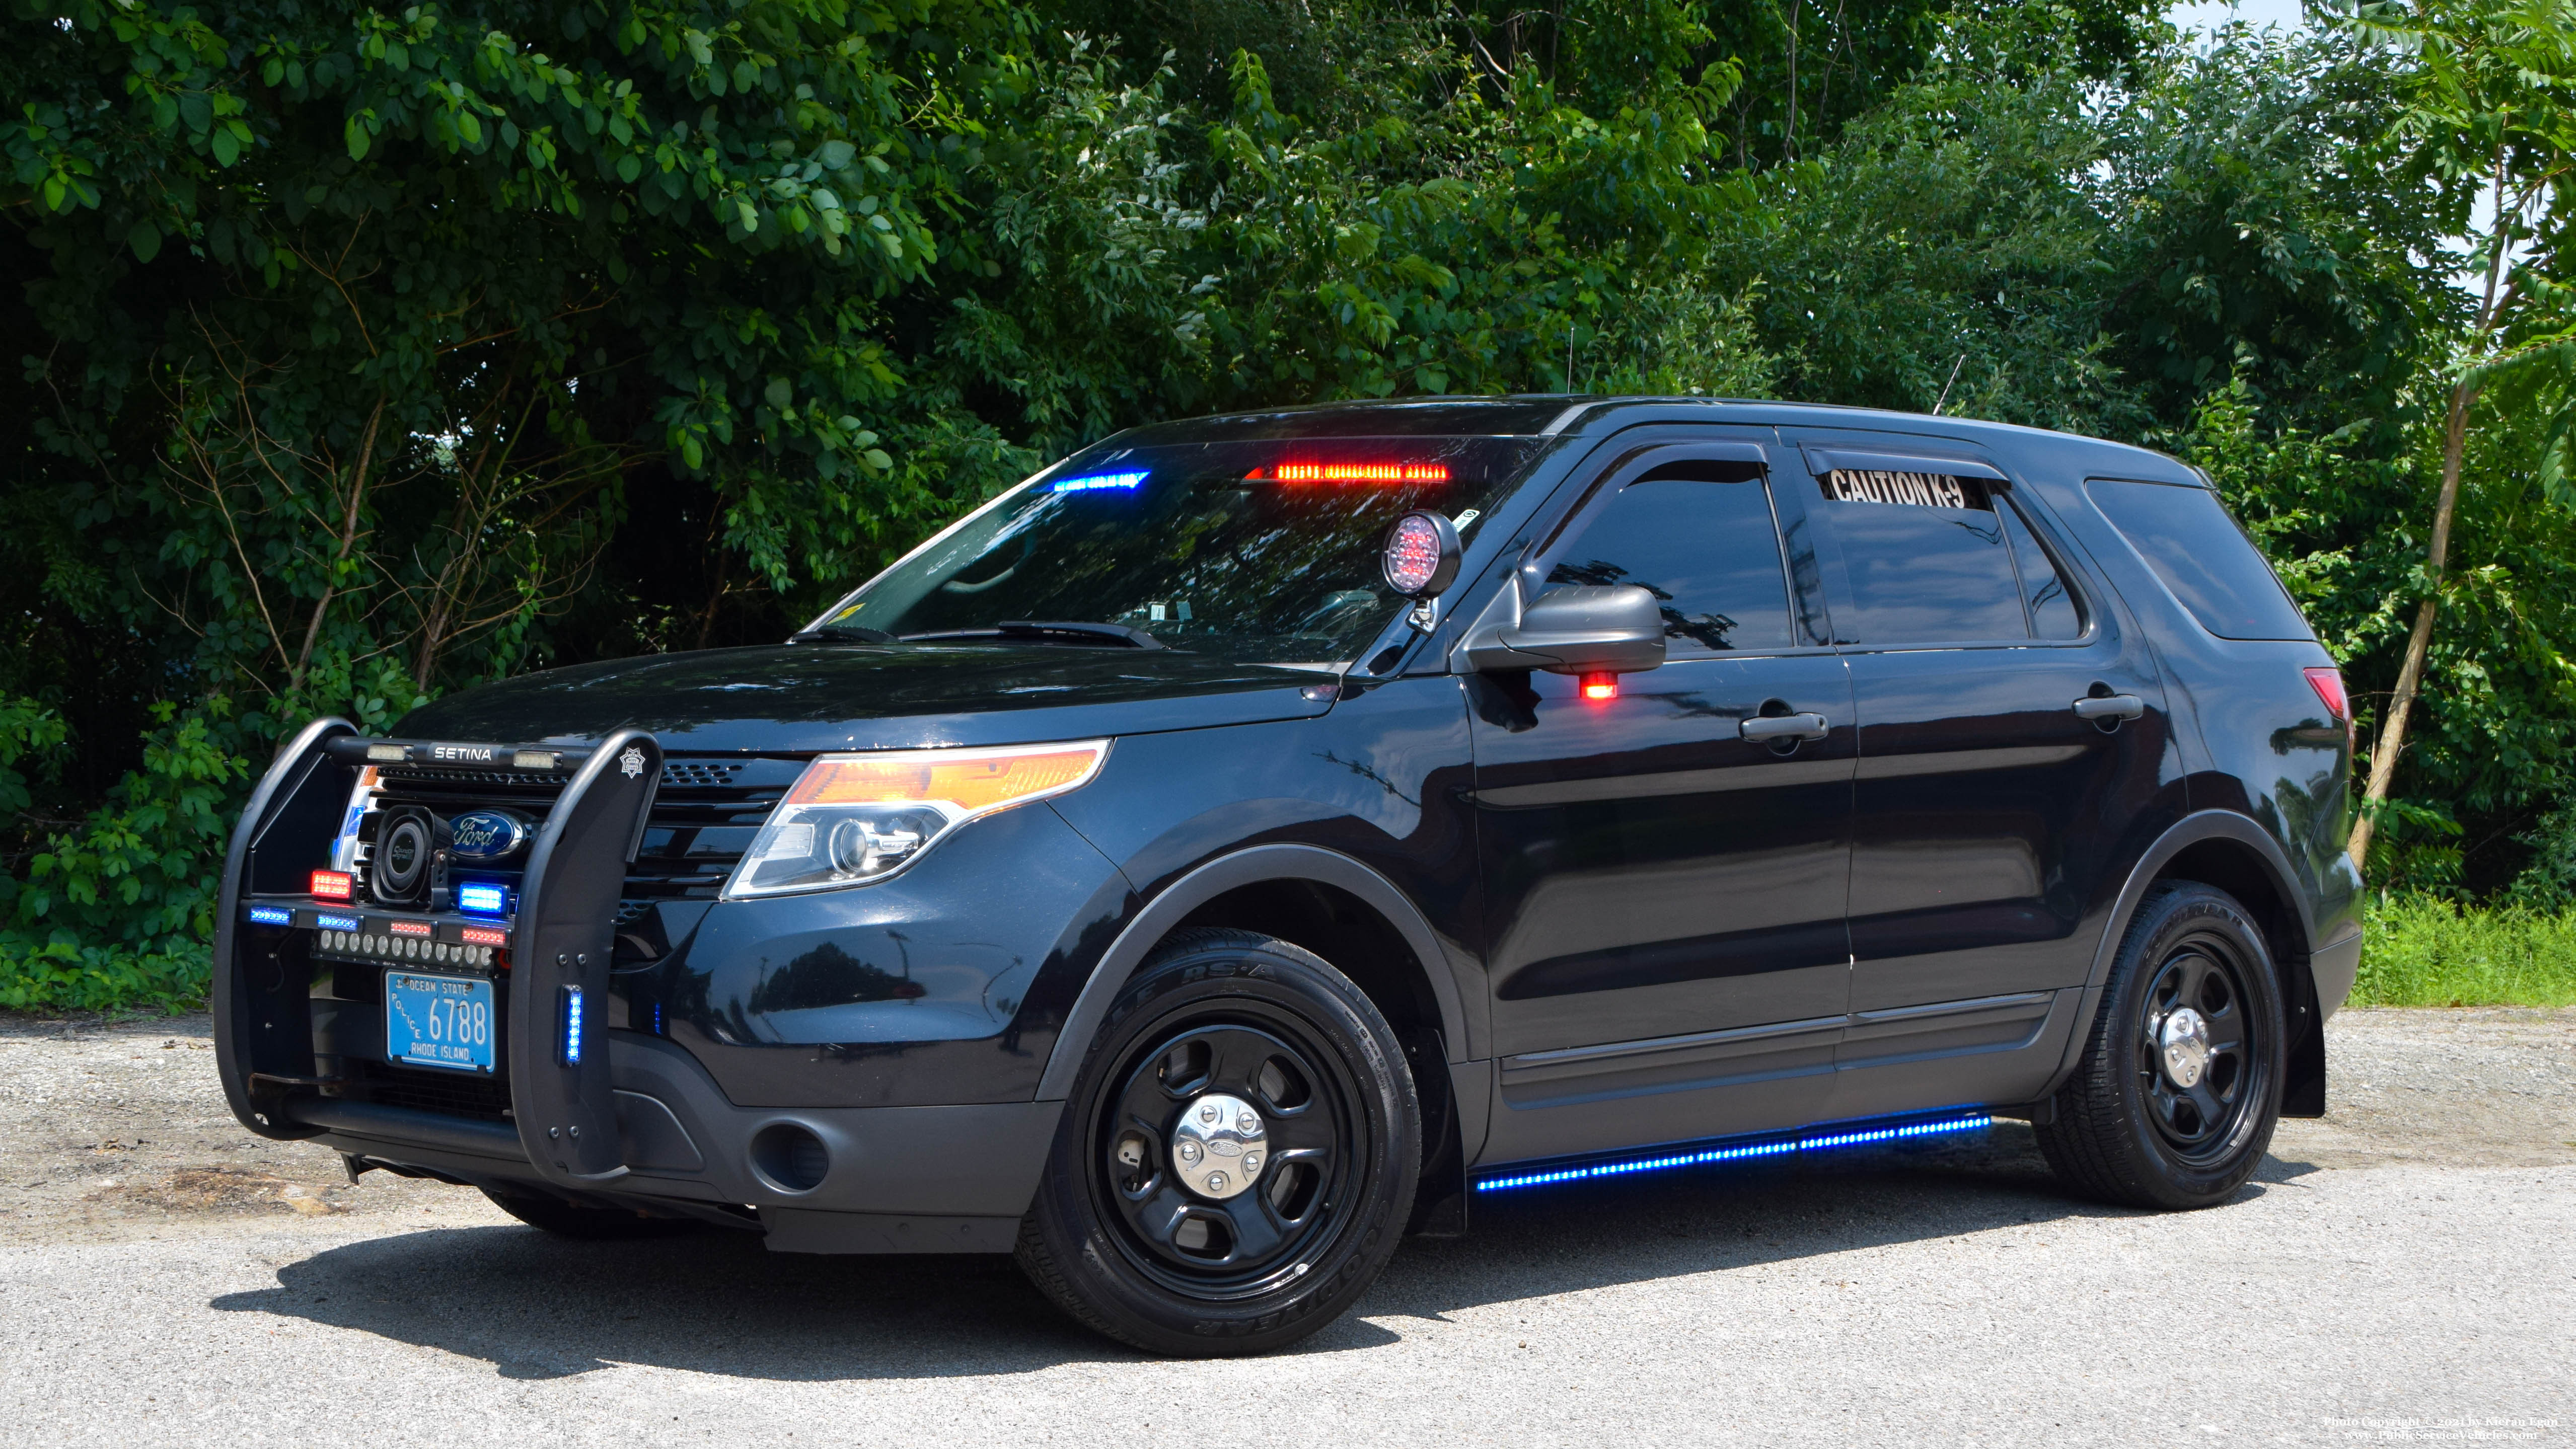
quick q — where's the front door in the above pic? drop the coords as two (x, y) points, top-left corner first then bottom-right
(1784, 428), (2173, 1112)
(1471, 436), (1857, 1163)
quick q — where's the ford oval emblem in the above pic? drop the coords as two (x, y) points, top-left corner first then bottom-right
(449, 809), (532, 863)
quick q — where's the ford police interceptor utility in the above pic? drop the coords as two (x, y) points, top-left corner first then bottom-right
(213, 397), (2361, 1355)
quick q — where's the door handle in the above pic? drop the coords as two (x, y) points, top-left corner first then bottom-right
(1739, 713), (1829, 742)
(2072, 694), (2145, 722)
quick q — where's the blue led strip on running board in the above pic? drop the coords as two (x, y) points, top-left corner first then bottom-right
(1472, 1111), (1994, 1193)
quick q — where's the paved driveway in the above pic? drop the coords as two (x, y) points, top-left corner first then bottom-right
(3, 1009), (2569, 1447)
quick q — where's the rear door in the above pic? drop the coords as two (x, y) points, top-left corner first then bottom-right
(1470, 434), (1856, 1162)
(1781, 428), (2171, 1112)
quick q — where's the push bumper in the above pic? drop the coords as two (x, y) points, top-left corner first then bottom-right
(212, 720), (1060, 1252)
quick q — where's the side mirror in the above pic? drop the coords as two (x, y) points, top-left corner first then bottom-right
(1462, 584), (1667, 676)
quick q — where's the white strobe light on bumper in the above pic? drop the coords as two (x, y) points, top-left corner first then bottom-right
(722, 741), (1109, 898)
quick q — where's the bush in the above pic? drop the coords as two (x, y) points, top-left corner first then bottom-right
(2351, 895), (2576, 1009)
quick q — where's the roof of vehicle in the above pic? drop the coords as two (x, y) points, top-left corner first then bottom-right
(1112, 396), (2204, 486)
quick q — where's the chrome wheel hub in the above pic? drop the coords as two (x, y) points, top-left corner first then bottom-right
(2159, 1006), (2213, 1089)
(1171, 1092), (1267, 1200)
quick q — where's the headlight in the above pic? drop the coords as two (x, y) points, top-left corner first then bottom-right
(721, 741), (1109, 898)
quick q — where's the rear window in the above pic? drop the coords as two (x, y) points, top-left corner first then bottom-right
(1817, 468), (2031, 645)
(2086, 478), (2311, 641)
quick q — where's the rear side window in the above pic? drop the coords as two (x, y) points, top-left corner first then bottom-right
(2086, 478), (2311, 641)
(1546, 476), (1793, 653)
(1997, 500), (2084, 640)
(1817, 468), (2029, 645)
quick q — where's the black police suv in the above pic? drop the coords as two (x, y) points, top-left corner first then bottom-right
(213, 397), (2361, 1355)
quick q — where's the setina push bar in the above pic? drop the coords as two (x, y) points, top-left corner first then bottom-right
(210, 717), (664, 1186)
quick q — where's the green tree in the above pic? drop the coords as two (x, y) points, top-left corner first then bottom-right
(2342, 0), (2576, 872)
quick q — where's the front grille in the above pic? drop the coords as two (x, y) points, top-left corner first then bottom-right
(347, 1059), (511, 1121)
(359, 755), (800, 908)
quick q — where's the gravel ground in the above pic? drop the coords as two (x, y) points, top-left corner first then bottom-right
(1, 1007), (2569, 1446)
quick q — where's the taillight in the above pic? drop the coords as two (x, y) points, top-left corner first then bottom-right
(2304, 666), (2347, 721)
(2305, 666), (2353, 751)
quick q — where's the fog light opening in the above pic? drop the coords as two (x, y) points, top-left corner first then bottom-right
(749, 1122), (829, 1194)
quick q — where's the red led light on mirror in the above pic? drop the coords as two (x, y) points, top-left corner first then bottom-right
(309, 869), (354, 902)
(1248, 462), (1451, 483)
(1581, 672), (1619, 702)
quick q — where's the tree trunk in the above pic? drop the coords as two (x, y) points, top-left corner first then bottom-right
(2346, 376), (2475, 873)
(2345, 146), (2519, 877)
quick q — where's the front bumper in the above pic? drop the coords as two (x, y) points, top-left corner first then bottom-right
(211, 721), (1069, 1251)
(293, 1030), (1059, 1249)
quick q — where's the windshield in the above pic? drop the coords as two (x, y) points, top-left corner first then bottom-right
(807, 435), (1544, 663)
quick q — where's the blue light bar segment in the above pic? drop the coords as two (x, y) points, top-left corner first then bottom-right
(1049, 470), (1148, 493)
(456, 882), (509, 916)
(1472, 1112), (1993, 1193)
(561, 986), (585, 1066)
(315, 912), (360, 933)
(246, 905), (294, 927)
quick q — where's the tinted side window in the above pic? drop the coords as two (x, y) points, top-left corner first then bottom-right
(1818, 470), (2029, 645)
(1547, 477), (1792, 653)
(1998, 499), (2083, 640)
(2087, 478), (2311, 641)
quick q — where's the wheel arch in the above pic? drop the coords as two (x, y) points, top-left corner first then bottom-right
(2044, 811), (2328, 1116)
(1034, 844), (1479, 1235)
(1037, 844), (1471, 1103)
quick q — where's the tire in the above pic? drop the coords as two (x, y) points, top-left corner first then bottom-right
(480, 1186), (703, 1240)
(2037, 881), (2286, 1209)
(1015, 928), (1421, 1356)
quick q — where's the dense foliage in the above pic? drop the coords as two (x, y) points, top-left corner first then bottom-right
(1, 0), (2570, 1009)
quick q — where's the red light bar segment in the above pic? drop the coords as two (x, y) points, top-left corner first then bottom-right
(1254, 462), (1451, 483)
(389, 920), (432, 937)
(309, 869), (354, 902)
(459, 925), (508, 947)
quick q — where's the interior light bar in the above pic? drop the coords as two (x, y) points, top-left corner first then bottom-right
(456, 882), (509, 916)
(1258, 462), (1450, 483)
(246, 905), (293, 927)
(460, 925), (508, 948)
(309, 869), (354, 902)
(388, 920), (432, 938)
(315, 912), (360, 933)
(1050, 471), (1148, 493)
(1473, 1112), (1993, 1193)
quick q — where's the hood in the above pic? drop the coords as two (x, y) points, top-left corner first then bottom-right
(393, 643), (1337, 754)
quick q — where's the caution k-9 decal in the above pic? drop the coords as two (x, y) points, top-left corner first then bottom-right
(1821, 469), (1985, 509)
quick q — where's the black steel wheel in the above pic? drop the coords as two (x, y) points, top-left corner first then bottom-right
(1015, 929), (1420, 1356)
(2037, 882), (2285, 1209)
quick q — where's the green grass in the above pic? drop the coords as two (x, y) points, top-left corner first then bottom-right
(2353, 896), (2576, 1008)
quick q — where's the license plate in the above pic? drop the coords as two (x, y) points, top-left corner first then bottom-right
(384, 971), (497, 1074)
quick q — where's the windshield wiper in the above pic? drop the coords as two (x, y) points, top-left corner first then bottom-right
(900, 620), (1165, 650)
(789, 624), (895, 645)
